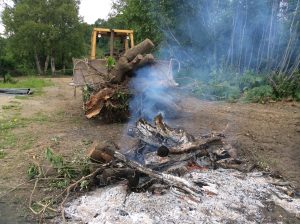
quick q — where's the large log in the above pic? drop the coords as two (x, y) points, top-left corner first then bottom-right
(111, 39), (155, 83)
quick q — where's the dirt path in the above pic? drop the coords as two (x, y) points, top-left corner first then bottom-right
(0, 77), (299, 222)
(179, 97), (300, 188)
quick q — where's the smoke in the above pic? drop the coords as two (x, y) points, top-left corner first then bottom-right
(154, 0), (299, 77)
(125, 0), (300, 122)
(128, 63), (178, 123)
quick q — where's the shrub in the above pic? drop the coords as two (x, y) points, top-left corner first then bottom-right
(239, 70), (265, 91)
(192, 80), (240, 101)
(3, 73), (17, 83)
(243, 85), (274, 103)
(268, 72), (300, 99)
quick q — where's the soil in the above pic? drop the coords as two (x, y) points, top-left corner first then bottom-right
(0, 77), (299, 223)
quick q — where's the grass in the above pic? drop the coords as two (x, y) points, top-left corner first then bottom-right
(0, 132), (17, 150)
(0, 101), (51, 151)
(0, 149), (7, 159)
(2, 104), (22, 110)
(0, 76), (53, 95)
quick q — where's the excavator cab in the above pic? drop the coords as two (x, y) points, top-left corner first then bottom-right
(90, 28), (134, 60)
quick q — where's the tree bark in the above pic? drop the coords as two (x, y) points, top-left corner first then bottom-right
(44, 55), (49, 75)
(50, 55), (56, 76)
(111, 39), (155, 83)
(34, 48), (43, 75)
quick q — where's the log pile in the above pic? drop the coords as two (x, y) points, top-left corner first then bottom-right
(82, 39), (179, 122)
(88, 114), (241, 196)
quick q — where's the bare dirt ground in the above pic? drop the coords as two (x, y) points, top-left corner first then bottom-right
(0, 77), (299, 223)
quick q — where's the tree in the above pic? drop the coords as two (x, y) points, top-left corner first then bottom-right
(1, 0), (84, 75)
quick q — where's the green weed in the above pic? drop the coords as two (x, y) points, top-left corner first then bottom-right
(106, 56), (116, 71)
(27, 163), (40, 179)
(2, 104), (22, 111)
(0, 149), (7, 159)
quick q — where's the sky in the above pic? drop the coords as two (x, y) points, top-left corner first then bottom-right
(0, 0), (113, 35)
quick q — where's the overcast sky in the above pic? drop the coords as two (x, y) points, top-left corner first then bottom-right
(0, 0), (113, 35)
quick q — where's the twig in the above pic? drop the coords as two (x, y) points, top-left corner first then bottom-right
(29, 178), (39, 215)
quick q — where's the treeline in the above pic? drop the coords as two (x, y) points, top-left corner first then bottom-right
(1, 0), (300, 101)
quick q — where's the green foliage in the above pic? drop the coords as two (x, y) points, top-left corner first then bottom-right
(0, 150), (7, 159)
(82, 85), (94, 103)
(45, 147), (91, 180)
(45, 147), (76, 179)
(49, 179), (70, 189)
(2, 0), (85, 75)
(192, 80), (240, 101)
(239, 71), (264, 91)
(3, 73), (17, 83)
(27, 163), (40, 179)
(106, 56), (116, 71)
(243, 85), (274, 103)
(295, 90), (300, 101)
(269, 72), (300, 99)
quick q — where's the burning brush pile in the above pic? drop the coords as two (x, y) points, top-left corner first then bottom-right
(61, 114), (300, 223)
(87, 114), (239, 193)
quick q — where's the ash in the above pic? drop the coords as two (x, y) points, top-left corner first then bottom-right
(63, 169), (300, 224)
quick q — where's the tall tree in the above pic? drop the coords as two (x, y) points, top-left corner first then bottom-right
(1, 0), (84, 75)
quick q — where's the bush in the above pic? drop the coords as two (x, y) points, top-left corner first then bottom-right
(243, 85), (274, 103)
(239, 70), (265, 91)
(192, 80), (240, 101)
(3, 73), (17, 83)
(268, 72), (300, 100)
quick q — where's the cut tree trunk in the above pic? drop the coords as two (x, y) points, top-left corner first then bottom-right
(111, 39), (155, 83)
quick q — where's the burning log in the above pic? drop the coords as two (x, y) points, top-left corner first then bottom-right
(128, 114), (223, 154)
(86, 114), (243, 200)
(103, 142), (206, 196)
(88, 141), (114, 163)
